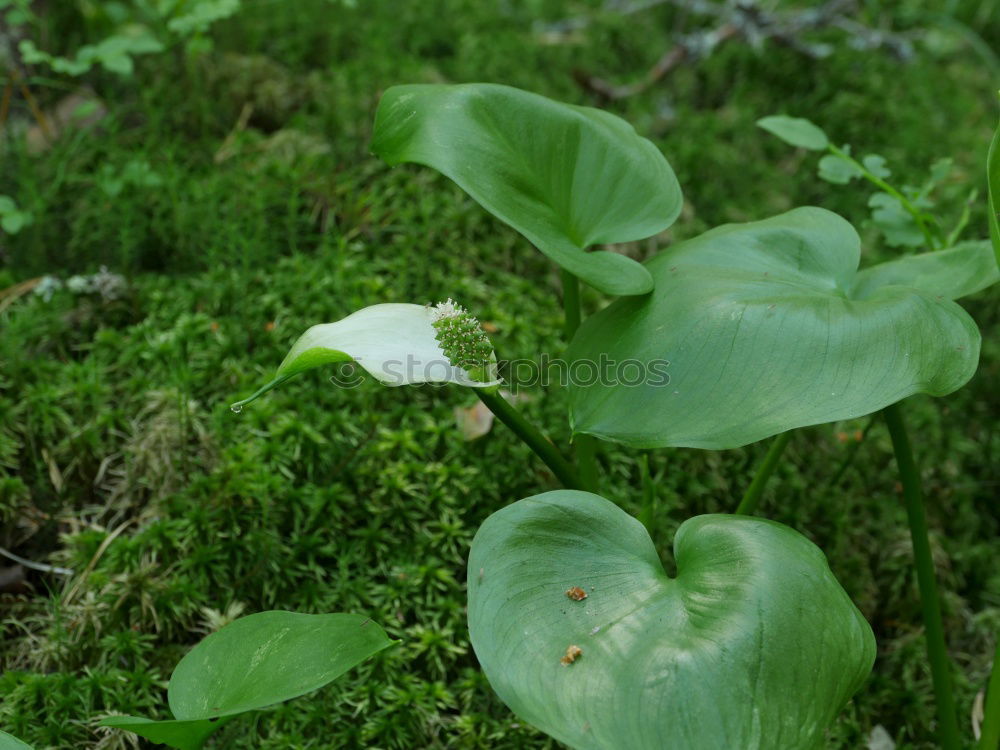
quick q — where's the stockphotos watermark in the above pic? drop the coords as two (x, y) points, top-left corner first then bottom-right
(327, 354), (670, 389)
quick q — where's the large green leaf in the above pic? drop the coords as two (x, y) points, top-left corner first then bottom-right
(0, 731), (33, 750)
(468, 491), (875, 750)
(372, 83), (682, 296)
(989, 116), (1000, 267)
(568, 207), (982, 449)
(101, 611), (394, 750)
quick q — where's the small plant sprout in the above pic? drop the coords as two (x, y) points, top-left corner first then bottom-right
(757, 113), (997, 254)
(11, 0), (243, 78)
(233, 85), (999, 749)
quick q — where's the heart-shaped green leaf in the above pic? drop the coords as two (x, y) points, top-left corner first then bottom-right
(372, 83), (683, 296)
(231, 302), (500, 410)
(988, 116), (1000, 266)
(568, 207), (982, 449)
(101, 611), (394, 750)
(0, 731), (33, 750)
(468, 491), (875, 750)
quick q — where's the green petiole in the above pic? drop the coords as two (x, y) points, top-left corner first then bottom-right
(883, 402), (961, 750)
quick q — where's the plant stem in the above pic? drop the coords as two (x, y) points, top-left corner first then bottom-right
(735, 431), (793, 516)
(882, 402), (961, 750)
(476, 387), (582, 490)
(637, 453), (657, 534)
(979, 637), (1000, 749)
(828, 144), (939, 251)
(561, 268), (599, 491)
(561, 267), (582, 340)
(945, 187), (977, 248)
(575, 434), (599, 492)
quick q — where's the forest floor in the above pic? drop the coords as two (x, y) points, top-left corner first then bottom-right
(1, 1), (999, 747)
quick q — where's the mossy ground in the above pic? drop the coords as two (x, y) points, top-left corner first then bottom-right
(1, 1), (999, 748)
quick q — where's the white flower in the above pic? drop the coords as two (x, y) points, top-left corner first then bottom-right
(232, 302), (501, 410)
(430, 298), (464, 321)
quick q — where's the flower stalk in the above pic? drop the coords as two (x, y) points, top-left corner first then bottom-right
(475, 387), (583, 490)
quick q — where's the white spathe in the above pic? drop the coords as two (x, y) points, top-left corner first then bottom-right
(277, 303), (500, 388)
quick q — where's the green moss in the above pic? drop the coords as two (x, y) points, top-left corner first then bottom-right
(0, 1), (998, 748)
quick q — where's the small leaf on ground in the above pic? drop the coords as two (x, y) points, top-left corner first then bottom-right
(101, 612), (394, 750)
(168, 611), (394, 719)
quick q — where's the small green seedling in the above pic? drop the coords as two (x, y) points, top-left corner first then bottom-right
(100, 611), (394, 750)
(19, 35), (165, 77)
(233, 85), (999, 749)
(9, 0), (242, 77)
(96, 159), (164, 198)
(758, 113), (976, 250)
